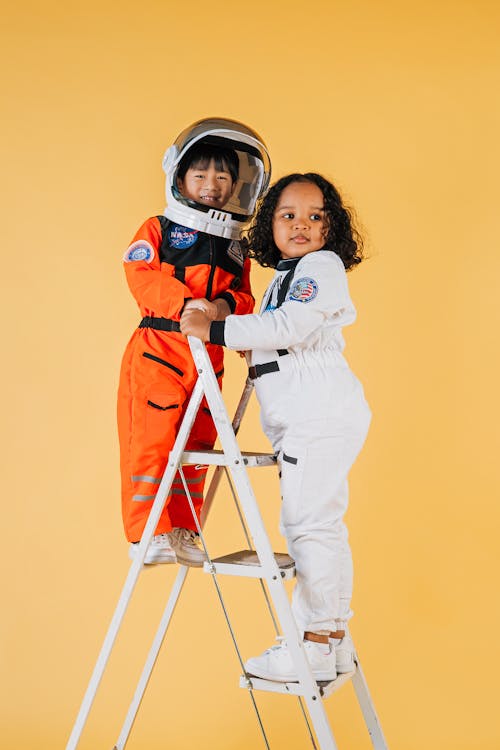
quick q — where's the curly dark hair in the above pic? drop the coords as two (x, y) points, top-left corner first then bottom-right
(246, 173), (363, 270)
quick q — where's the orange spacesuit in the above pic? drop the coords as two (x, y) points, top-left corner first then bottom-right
(117, 214), (254, 542)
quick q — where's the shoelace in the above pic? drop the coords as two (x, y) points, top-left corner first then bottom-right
(265, 636), (287, 655)
(171, 528), (200, 544)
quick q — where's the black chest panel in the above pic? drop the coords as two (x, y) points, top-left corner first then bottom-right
(157, 216), (244, 278)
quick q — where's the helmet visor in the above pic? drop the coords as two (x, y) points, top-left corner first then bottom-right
(170, 120), (271, 218)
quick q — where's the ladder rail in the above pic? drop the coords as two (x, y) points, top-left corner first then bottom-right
(191, 341), (388, 748)
(114, 366), (269, 750)
(351, 658), (389, 750)
(189, 338), (340, 750)
(199, 377), (254, 527)
(177, 387), (273, 750)
(114, 566), (189, 750)
(217, 383), (320, 745)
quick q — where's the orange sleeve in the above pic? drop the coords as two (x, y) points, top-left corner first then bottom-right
(220, 257), (255, 315)
(123, 217), (192, 318)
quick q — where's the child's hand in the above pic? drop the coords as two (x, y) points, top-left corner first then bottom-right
(183, 298), (218, 320)
(180, 308), (211, 341)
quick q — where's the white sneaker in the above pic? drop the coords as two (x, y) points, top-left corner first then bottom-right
(128, 533), (177, 565)
(331, 634), (356, 673)
(168, 527), (207, 567)
(244, 640), (337, 683)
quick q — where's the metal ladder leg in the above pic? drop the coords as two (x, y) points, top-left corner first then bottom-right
(66, 378), (205, 750)
(113, 566), (189, 750)
(188, 338), (340, 750)
(113, 384), (256, 749)
(351, 658), (389, 750)
(189, 338), (388, 750)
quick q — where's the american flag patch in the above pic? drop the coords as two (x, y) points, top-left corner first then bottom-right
(288, 277), (318, 303)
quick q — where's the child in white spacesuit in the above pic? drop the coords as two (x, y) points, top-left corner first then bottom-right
(180, 172), (370, 683)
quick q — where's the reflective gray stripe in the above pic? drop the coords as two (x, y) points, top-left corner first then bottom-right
(132, 489), (203, 502)
(131, 475), (161, 484)
(132, 475), (201, 485)
(171, 489), (203, 499)
(173, 476), (204, 485)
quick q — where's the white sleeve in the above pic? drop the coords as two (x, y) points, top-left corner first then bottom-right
(223, 253), (352, 351)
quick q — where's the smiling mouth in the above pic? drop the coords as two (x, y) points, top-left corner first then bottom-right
(199, 195), (221, 204)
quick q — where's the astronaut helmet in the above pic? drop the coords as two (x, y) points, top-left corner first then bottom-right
(162, 117), (271, 240)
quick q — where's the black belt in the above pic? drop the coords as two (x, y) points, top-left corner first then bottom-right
(139, 316), (181, 333)
(248, 351), (289, 380)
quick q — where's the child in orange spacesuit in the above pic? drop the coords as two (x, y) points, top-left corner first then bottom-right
(118, 118), (271, 567)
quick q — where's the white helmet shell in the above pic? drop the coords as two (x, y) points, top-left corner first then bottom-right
(162, 117), (271, 240)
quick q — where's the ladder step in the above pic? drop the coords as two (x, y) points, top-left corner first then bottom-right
(239, 669), (356, 698)
(204, 550), (296, 580)
(181, 449), (277, 467)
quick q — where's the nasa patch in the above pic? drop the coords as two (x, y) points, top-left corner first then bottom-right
(124, 241), (155, 263)
(227, 240), (244, 266)
(288, 277), (318, 303)
(168, 224), (199, 249)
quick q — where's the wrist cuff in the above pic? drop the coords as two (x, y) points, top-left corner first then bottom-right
(216, 291), (236, 314)
(180, 297), (193, 315)
(209, 321), (226, 346)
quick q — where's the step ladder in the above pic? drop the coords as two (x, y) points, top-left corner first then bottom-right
(66, 337), (388, 750)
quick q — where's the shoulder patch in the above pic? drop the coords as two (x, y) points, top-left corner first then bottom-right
(167, 224), (199, 249)
(288, 277), (319, 303)
(124, 240), (155, 263)
(227, 240), (244, 266)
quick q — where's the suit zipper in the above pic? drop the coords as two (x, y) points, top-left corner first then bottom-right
(206, 235), (216, 300)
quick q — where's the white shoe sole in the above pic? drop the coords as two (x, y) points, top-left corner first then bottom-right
(245, 661), (337, 683)
(128, 546), (177, 565)
(174, 550), (206, 568)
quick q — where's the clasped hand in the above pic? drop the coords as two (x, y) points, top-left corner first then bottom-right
(180, 302), (212, 341)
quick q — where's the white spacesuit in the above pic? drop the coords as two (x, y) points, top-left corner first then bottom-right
(209, 249), (371, 635)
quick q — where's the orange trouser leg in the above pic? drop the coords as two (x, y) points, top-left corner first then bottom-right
(118, 342), (188, 542)
(118, 337), (222, 542)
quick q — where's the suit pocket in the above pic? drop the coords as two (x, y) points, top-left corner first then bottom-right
(144, 387), (183, 448)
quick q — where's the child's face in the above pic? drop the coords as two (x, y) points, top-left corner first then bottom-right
(272, 181), (327, 260)
(177, 158), (235, 210)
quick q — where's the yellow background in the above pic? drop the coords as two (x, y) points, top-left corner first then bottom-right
(2, 1), (499, 748)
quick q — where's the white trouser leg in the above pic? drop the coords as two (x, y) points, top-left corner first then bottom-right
(279, 429), (367, 634)
(258, 361), (371, 636)
(338, 514), (354, 625)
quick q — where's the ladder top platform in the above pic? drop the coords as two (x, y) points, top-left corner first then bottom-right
(212, 549), (294, 568)
(204, 550), (296, 580)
